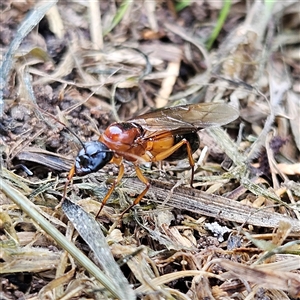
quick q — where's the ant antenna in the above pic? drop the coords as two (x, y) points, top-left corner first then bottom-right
(37, 108), (86, 149)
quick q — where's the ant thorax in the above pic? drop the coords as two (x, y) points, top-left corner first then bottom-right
(99, 122), (148, 162)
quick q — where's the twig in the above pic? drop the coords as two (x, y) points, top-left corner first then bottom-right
(121, 177), (300, 233)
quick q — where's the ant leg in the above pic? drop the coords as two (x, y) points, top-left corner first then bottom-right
(119, 164), (150, 218)
(119, 140), (194, 217)
(56, 165), (76, 210)
(120, 138), (195, 217)
(95, 162), (125, 218)
(152, 139), (195, 187)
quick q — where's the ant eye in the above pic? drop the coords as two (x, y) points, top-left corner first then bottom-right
(79, 156), (88, 164)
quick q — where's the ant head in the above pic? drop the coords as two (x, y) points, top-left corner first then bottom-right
(75, 141), (114, 176)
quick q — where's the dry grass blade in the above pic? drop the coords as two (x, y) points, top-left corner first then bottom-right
(1, 239), (61, 274)
(62, 199), (136, 300)
(0, 179), (126, 299)
(135, 270), (222, 295)
(15, 147), (73, 172)
(0, 0), (58, 109)
(123, 177), (300, 233)
(88, 0), (103, 50)
(216, 258), (300, 298)
(46, 4), (65, 39)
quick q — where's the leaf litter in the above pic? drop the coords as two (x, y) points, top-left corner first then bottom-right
(0, 1), (300, 299)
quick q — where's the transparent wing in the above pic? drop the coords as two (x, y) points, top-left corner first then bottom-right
(130, 103), (239, 137)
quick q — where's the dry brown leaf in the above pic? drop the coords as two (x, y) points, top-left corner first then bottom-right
(155, 61), (181, 108)
(276, 163), (300, 175)
(217, 259), (300, 298)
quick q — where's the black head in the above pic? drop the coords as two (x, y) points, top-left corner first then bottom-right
(75, 141), (113, 176)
